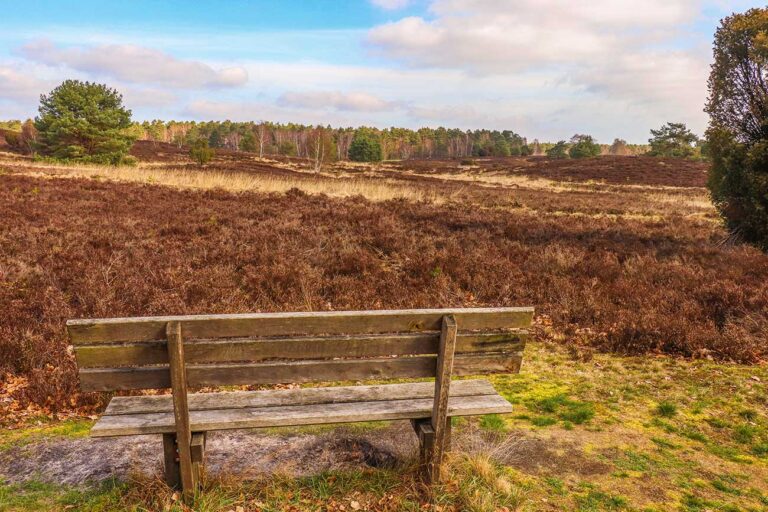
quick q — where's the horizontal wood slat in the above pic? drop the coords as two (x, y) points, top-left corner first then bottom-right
(79, 353), (523, 391)
(91, 393), (513, 437)
(68, 307), (534, 344)
(74, 331), (528, 368)
(104, 379), (498, 416)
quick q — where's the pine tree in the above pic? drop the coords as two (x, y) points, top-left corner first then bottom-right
(34, 80), (134, 164)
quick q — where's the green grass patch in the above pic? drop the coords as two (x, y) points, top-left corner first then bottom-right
(478, 414), (507, 433)
(0, 419), (92, 451)
(654, 401), (678, 417)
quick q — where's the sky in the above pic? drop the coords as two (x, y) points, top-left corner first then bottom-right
(0, 0), (758, 143)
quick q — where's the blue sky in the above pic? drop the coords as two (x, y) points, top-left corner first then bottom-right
(0, 0), (758, 142)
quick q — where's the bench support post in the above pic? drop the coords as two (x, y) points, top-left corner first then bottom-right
(162, 433), (180, 489)
(167, 321), (197, 498)
(427, 314), (457, 484)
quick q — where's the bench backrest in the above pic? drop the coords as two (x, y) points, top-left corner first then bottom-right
(68, 307), (533, 392)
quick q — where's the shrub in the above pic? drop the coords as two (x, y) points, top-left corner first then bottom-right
(706, 7), (768, 250)
(34, 80), (134, 165)
(3, 130), (20, 150)
(568, 134), (601, 159)
(189, 139), (214, 166)
(546, 141), (569, 159)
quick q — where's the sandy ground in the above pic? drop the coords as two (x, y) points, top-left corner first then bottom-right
(0, 423), (418, 486)
(0, 420), (617, 487)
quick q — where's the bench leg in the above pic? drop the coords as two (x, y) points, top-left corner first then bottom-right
(411, 419), (435, 483)
(190, 432), (206, 489)
(162, 433), (181, 489)
(411, 417), (453, 484)
(163, 432), (204, 491)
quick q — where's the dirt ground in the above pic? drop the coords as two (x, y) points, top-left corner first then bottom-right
(0, 422), (417, 486)
(0, 421), (609, 488)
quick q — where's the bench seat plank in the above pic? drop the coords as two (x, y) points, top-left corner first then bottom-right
(105, 379), (498, 416)
(91, 380), (512, 437)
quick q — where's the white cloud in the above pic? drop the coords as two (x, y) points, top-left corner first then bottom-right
(120, 86), (177, 108)
(368, 0), (698, 73)
(365, 0), (712, 138)
(0, 65), (50, 101)
(19, 39), (248, 89)
(277, 90), (398, 111)
(370, 0), (411, 10)
(182, 99), (381, 126)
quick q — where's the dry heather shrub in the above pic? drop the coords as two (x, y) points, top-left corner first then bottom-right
(1, 174), (767, 410)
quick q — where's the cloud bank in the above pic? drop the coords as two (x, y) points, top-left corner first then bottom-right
(20, 39), (248, 89)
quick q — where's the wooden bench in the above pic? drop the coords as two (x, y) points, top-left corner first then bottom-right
(67, 307), (533, 496)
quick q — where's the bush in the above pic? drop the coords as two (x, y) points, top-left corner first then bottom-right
(189, 139), (214, 166)
(3, 130), (20, 150)
(706, 7), (768, 250)
(546, 141), (569, 159)
(568, 135), (601, 159)
(34, 80), (135, 165)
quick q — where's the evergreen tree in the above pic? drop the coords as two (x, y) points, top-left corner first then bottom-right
(189, 139), (214, 166)
(648, 123), (698, 158)
(208, 128), (223, 148)
(546, 140), (569, 159)
(706, 7), (768, 250)
(34, 80), (134, 164)
(348, 129), (382, 162)
(240, 130), (257, 152)
(568, 134), (601, 158)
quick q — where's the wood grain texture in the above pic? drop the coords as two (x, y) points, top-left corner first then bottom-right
(90, 393), (513, 437)
(73, 331), (528, 368)
(167, 321), (195, 495)
(190, 432), (205, 463)
(79, 353), (523, 391)
(104, 379), (498, 416)
(68, 307), (534, 344)
(430, 315), (457, 483)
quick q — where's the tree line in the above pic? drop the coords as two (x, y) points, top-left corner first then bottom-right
(129, 119), (533, 162)
(0, 82), (716, 168)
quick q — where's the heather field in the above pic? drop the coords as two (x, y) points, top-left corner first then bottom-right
(1, 147), (768, 510)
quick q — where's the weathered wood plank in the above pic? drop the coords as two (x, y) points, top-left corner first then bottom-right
(413, 418), (435, 481)
(91, 393), (513, 437)
(79, 353), (523, 391)
(190, 432), (205, 463)
(68, 307), (534, 344)
(167, 321), (195, 496)
(430, 315), (457, 483)
(73, 331), (528, 368)
(104, 380), (498, 416)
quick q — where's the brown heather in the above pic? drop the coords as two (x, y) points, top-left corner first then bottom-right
(0, 148), (767, 413)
